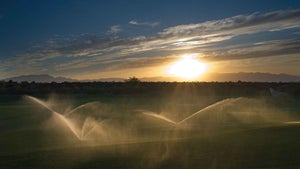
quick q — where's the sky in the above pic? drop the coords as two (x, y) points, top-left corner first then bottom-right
(1, 0), (300, 81)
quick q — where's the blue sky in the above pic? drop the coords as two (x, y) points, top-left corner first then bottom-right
(1, 0), (300, 80)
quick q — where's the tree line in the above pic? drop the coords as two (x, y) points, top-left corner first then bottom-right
(1, 79), (299, 97)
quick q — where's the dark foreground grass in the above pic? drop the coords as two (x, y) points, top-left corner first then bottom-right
(1, 124), (300, 169)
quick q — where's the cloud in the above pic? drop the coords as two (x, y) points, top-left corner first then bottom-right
(129, 20), (138, 25)
(200, 39), (300, 61)
(129, 20), (160, 27)
(159, 9), (300, 38)
(107, 25), (122, 34)
(1, 9), (300, 79)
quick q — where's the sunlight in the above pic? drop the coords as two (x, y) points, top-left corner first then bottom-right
(167, 54), (207, 80)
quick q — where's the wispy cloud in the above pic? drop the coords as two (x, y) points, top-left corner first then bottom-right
(201, 39), (300, 61)
(159, 9), (300, 38)
(129, 20), (160, 27)
(107, 25), (122, 34)
(1, 9), (300, 78)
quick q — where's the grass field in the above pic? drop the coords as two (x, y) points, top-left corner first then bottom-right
(1, 93), (300, 169)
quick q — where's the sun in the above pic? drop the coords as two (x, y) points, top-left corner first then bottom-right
(167, 54), (207, 80)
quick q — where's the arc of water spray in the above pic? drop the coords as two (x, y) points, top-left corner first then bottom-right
(25, 95), (81, 139)
(177, 98), (245, 125)
(177, 99), (230, 125)
(25, 95), (98, 140)
(25, 95), (57, 114)
(81, 119), (109, 139)
(64, 101), (99, 117)
(143, 112), (177, 126)
(142, 98), (242, 126)
(80, 117), (103, 139)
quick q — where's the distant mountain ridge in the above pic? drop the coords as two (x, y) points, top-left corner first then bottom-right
(4, 74), (77, 83)
(202, 72), (300, 82)
(3, 72), (300, 82)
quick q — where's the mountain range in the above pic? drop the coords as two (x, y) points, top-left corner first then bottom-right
(3, 73), (300, 83)
(3, 74), (77, 83)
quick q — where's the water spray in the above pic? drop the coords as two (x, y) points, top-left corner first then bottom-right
(24, 95), (99, 141)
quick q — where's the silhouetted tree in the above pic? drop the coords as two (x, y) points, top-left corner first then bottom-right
(124, 76), (141, 83)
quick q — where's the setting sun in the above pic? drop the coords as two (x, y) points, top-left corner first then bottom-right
(167, 54), (207, 80)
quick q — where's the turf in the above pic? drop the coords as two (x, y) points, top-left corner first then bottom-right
(1, 94), (300, 169)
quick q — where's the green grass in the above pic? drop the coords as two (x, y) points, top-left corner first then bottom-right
(1, 124), (300, 169)
(1, 94), (300, 169)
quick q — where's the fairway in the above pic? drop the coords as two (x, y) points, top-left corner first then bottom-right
(1, 93), (300, 169)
